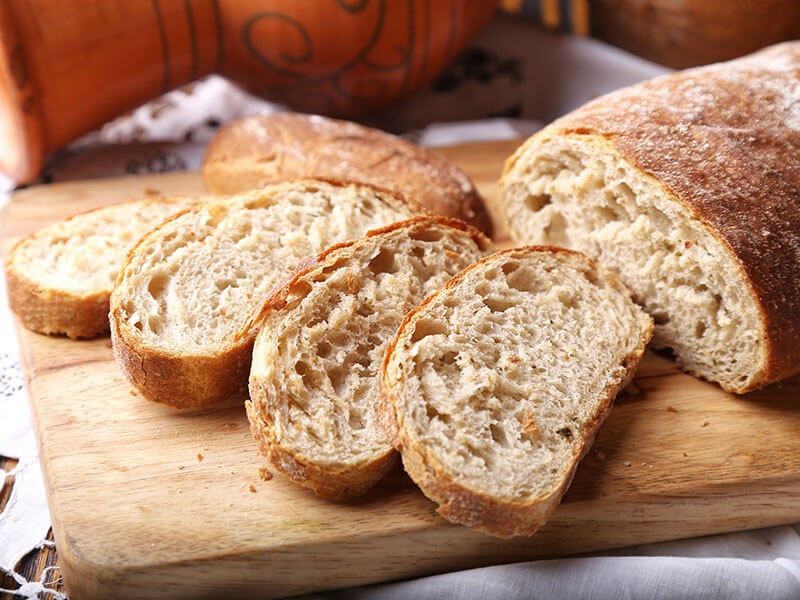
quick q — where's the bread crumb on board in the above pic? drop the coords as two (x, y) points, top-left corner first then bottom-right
(259, 467), (273, 481)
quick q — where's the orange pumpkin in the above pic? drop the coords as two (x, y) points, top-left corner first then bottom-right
(0, 0), (498, 183)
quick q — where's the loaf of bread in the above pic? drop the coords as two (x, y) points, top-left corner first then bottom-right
(380, 246), (653, 538)
(4, 196), (199, 339)
(201, 112), (493, 236)
(110, 180), (417, 409)
(247, 217), (492, 500)
(501, 41), (800, 394)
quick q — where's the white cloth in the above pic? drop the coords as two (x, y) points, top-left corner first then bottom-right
(2, 13), (800, 599)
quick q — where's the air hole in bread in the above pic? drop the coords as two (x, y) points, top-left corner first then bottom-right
(556, 427), (573, 441)
(316, 340), (332, 358)
(505, 268), (543, 294)
(474, 281), (491, 296)
(594, 204), (619, 223)
(410, 318), (447, 343)
(232, 220), (253, 242)
(147, 272), (169, 300)
(483, 296), (515, 312)
(215, 278), (239, 291)
(409, 227), (444, 242)
(206, 205), (229, 227)
(501, 260), (519, 275)
(328, 366), (347, 396)
(426, 403), (450, 424)
(465, 441), (491, 468)
(359, 197), (376, 216)
(555, 288), (579, 309)
(602, 192), (627, 219)
(147, 315), (164, 335)
(348, 409), (364, 430)
(543, 212), (569, 245)
(440, 350), (458, 365)
(489, 423), (508, 447)
(695, 321), (707, 339)
(524, 193), (551, 212)
(368, 247), (399, 275)
(653, 311), (671, 325)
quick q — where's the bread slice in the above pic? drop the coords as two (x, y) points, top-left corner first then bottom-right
(246, 217), (492, 499)
(201, 112), (493, 236)
(380, 246), (653, 538)
(500, 42), (800, 393)
(4, 195), (199, 339)
(110, 180), (417, 409)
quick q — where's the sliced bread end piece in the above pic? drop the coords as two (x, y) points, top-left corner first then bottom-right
(380, 246), (653, 538)
(247, 217), (493, 499)
(4, 196), (199, 339)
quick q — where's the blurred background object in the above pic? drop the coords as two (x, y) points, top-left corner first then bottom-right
(0, 0), (498, 184)
(501, 0), (800, 69)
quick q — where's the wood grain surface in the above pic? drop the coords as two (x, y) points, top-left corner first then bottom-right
(2, 140), (800, 600)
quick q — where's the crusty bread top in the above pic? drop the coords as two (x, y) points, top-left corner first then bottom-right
(380, 246), (653, 537)
(504, 41), (800, 389)
(201, 112), (493, 236)
(246, 217), (492, 499)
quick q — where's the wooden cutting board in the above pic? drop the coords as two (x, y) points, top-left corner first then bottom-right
(3, 139), (800, 600)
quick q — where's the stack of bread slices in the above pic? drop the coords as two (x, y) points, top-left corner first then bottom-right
(9, 40), (800, 538)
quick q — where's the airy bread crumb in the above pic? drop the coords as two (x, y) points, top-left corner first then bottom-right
(380, 246), (653, 538)
(247, 217), (492, 499)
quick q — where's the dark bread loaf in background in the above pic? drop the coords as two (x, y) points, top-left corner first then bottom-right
(201, 112), (493, 237)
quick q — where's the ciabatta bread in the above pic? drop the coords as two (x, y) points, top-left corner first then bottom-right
(110, 180), (417, 409)
(201, 112), (493, 236)
(501, 41), (800, 394)
(380, 246), (653, 538)
(5, 196), (198, 339)
(246, 217), (492, 500)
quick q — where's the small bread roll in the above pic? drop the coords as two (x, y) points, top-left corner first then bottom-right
(201, 112), (493, 236)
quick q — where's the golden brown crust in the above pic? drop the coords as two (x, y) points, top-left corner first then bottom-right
(202, 112), (493, 236)
(519, 42), (800, 392)
(5, 265), (109, 339)
(379, 246), (651, 538)
(245, 399), (398, 500)
(110, 314), (252, 409)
